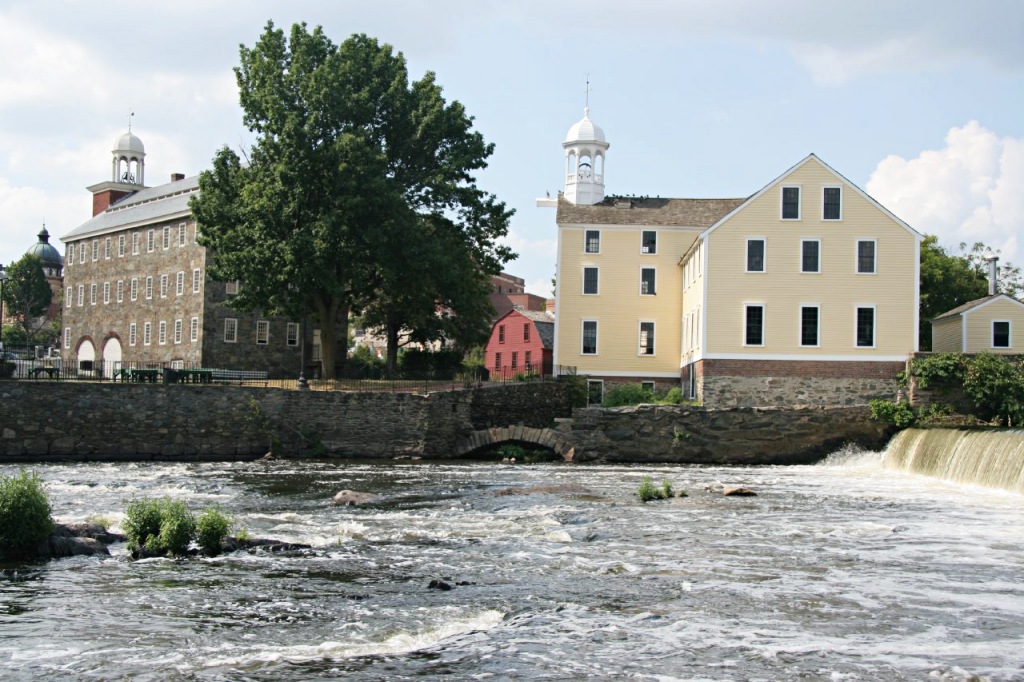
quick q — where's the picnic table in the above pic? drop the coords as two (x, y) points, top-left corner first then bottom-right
(28, 366), (60, 379)
(177, 368), (213, 384)
(115, 368), (162, 383)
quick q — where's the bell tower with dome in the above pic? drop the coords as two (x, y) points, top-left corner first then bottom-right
(86, 128), (148, 217)
(562, 107), (609, 205)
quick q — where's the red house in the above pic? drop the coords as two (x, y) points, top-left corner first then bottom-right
(484, 308), (554, 379)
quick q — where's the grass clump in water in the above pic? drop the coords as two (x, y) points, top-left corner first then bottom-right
(637, 476), (687, 502)
(0, 470), (54, 559)
(196, 506), (232, 555)
(123, 497), (198, 557)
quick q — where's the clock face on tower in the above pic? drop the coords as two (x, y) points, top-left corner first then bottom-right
(578, 162), (592, 180)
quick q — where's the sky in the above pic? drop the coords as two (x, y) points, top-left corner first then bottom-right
(1, 0), (1022, 297)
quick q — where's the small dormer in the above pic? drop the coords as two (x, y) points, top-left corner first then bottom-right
(563, 107), (609, 205)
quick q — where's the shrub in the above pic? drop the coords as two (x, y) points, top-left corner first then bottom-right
(156, 499), (196, 556)
(560, 373), (589, 408)
(603, 383), (655, 407)
(497, 444), (525, 460)
(661, 479), (674, 498)
(868, 399), (916, 428)
(123, 497), (196, 557)
(659, 387), (685, 405)
(961, 353), (1024, 426)
(123, 498), (165, 553)
(637, 477), (661, 502)
(196, 506), (232, 555)
(0, 470), (54, 558)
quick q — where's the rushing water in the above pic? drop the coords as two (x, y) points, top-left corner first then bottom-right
(2, 449), (1023, 681)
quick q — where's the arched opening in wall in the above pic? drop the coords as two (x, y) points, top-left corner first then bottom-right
(566, 151), (577, 182)
(594, 153), (604, 183)
(463, 440), (559, 463)
(577, 153), (593, 181)
(102, 337), (122, 378)
(77, 339), (96, 376)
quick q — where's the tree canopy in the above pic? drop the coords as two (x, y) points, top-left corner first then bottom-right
(0, 253), (54, 344)
(190, 22), (513, 377)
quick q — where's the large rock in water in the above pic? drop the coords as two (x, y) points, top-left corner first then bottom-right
(332, 490), (380, 506)
(32, 523), (121, 560)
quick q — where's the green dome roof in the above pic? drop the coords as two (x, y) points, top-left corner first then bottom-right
(27, 227), (63, 270)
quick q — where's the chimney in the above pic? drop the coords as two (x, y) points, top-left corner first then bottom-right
(987, 256), (999, 296)
(171, 173), (185, 182)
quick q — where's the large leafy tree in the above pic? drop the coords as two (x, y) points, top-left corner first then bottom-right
(1, 254), (53, 343)
(190, 23), (512, 377)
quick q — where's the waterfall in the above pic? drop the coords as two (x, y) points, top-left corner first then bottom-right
(884, 428), (1024, 493)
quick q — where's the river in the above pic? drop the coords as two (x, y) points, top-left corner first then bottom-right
(1, 448), (1022, 680)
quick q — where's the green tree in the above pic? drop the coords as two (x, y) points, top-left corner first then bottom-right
(919, 236), (989, 350)
(958, 241), (1023, 296)
(1, 254), (53, 344)
(190, 23), (512, 378)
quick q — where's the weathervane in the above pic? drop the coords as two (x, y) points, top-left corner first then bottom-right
(128, 110), (134, 133)
(585, 74), (592, 108)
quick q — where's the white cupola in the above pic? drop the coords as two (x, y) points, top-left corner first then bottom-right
(562, 107), (609, 205)
(111, 130), (146, 185)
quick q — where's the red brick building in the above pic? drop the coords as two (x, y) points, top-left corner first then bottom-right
(484, 308), (554, 379)
(489, 272), (547, 319)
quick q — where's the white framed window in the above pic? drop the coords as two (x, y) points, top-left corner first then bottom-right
(133, 232), (140, 255)
(178, 223), (186, 247)
(641, 230), (657, 254)
(143, 322), (152, 346)
(176, 272), (184, 296)
(162, 226), (170, 249)
(225, 280), (240, 295)
(581, 320), (598, 355)
(584, 230), (600, 254)
(801, 239), (820, 273)
(855, 306), (875, 348)
(256, 320), (270, 345)
(744, 304), (765, 346)
(193, 268), (201, 293)
(77, 285), (84, 306)
(224, 318), (238, 343)
(287, 322), (299, 346)
(129, 323), (137, 347)
(92, 240), (98, 261)
(746, 238), (766, 273)
(800, 305), (820, 347)
(116, 280), (124, 303)
(66, 286), (72, 308)
(79, 243), (85, 264)
(158, 321), (167, 345)
(103, 281), (110, 304)
(130, 278), (138, 301)
(640, 267), (656, 295)
(856, 239), (876, 274)
(583, 266), (599, 295)
(145, 276), (153, 300)
(639, 321), (655, 356)
(641, 381), (656, 393)
(781, 185), (801, 220)
(90, 283), (97, 305)
(64, 327), (71, 349)
(190, 317), (199, 342)
(68, 244), (74, 264)
(160, 274), (168, 298)
(118, 234), (126, 257)
(104, 237), (111, 260)
(147, 229), (155, 252)
(174, 319), (183, 344)
(993, 321), (1011, 348)
(823, 186), (842, 220)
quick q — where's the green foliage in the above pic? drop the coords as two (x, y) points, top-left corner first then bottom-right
(123, 498), (165, 553)
(235, 527), (252, 543)
(123, 497), (196, 557)
(399, 348), (466, 379)
(196, 507), (232, 555)
(909, 353), (966, 389)
(660, 387), (685, 405)
(661, 479), (674, 498)
(497, 444), (525, 460)
(0, 254), (54, 342)
(156, 499), (197, 556)
(603, 383), (655, 407)
(637, 476), (680, 502)
(0, 470), (54, 558)
(961, 353), (1024, 426)
(869, 399), (916, 428)
(559, 373), (589, 409)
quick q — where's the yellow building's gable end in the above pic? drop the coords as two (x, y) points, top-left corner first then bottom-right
(962, 296), (1024, 353)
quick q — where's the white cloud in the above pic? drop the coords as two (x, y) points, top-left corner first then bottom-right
(497, 230), (557, 297)
(867, 121), (1024, 266)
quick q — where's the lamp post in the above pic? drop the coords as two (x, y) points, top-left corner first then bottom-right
(0, 262), (7, 351)
(297, 313), (309, 389)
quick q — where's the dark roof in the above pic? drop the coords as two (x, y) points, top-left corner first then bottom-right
(498, 308), (555, 350)
(26, 227), (63, 268)
(555, 194), (746, 227)
(61, 175), (200, 242)
(932, 294), (1024, 321)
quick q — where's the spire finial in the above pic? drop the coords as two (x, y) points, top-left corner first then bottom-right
(128, 110), (134, 133)
(585, 74), (591, 110)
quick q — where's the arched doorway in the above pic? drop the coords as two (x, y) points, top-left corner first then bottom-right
(77, 339), (96, 376)
(102, 337), (122, 378)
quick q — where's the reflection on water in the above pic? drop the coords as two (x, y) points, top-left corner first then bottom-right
(2, 449), (1023, 680)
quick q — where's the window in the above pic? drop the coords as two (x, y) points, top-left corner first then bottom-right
(145, 276), (153, 300)
(511, 351), (518, 369)
(225, 280), (239, 295)
(162, 226), (170, 249)
(160, 274), (168, 298)
(494, 352), (502, 370)
(993, 321), (1011, 348)
(224, 318), (238, 343)
(132, 232), (140, 255)
(178, 223), (186, 247)
(147, 229), (155, 252)
(801, 240), (820, 273)
(583, 267), (599, 295)
(857, 240), (876, 274)
(523, 323), (530, 342)
(641, 381), (656, 393)
(823, 186), (842, 220)
(642, 230), (657, 254)
(90, 284), (97, 305)
(118, 234), (125, 257)
(801, 306), (819, 346)
(158, 321), (167, 345)
(129, 323), (137, 346)
(68, 244), (74, 264)
(746, 239), (765, 272)
(639, 321), (655, 355)
(176, 272), (184, 296)
(256, 320), (270, 345)
(287, 322), (299, 346)
(77, 285), (84, 306)
(103, 281), (110, 304)
(640, 268), (656, 295)
(66, 287), (72, 308)
(117, 280), (124, 303)
(174, 319), (183, 344)
(79, 243), (85, 264)
(64, 327), (71, 349)
(856, 307), (875, 347)
(582, 320), (598, 354)
(782, 186), (800, 220)
(130, 278), (138, 301)
(104, 237), (111, 259)
(193, 269), (201, 293)
(587, 380), (604, 405)
(585, 230), (600, 253)
(525, 350), (532, 369)
(498, 324), (505, 343)
(190, 317), (199, 343)
(92, 240), (98, 261)
(745, 305), (764, 346)
(143, 322), (152, 346)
